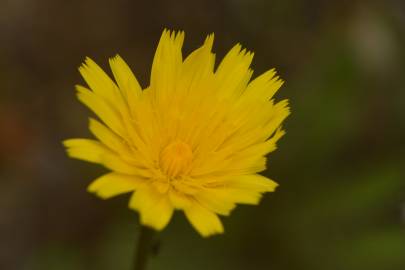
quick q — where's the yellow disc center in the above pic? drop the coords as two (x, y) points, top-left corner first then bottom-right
(160, 140), (193, 178)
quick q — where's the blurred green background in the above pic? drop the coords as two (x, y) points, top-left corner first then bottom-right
(1, 0), (404, 269)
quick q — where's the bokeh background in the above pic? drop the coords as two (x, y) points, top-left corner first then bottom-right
(1, 0), (405, 269)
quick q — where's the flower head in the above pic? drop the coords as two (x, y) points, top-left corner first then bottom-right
(63, 30), (290, 237)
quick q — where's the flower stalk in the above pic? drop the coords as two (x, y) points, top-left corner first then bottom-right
(133, 225), (157, 270)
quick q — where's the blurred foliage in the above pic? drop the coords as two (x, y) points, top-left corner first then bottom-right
(0, 0), (404, 270)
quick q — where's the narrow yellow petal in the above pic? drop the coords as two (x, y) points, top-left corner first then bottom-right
(184, 201), (224, 237)
(242, 69), (283, 102)
(88, 172), (144, 199)
(191, 154), (267, 178)
(263, 100), (290, 135)
(224, 174), (278, 192)
(129, 187), (174, 230)
(63, 138), (150, 177)
(201, 186), (263, 205)
(88, 118), (125, 153)
(215, 44), (254, 99)
(76, 85), (126, 136)
(63, 138), (108, 163)
(150, 30), (184, 103)
(109, 55), (142, 109)
(101, 153), (152, 177)
(79, 57), (122, 103)
(180, 34), (215, 93)
(193, 191), (236, 216)
(168, 188), (193, 209)
(234, 128), (286, 160)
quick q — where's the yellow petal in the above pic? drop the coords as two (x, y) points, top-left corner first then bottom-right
(101, 152), (152, 177)
(79, 57), (124, 108)
(63, 138), (108, 163)
(263, 100), (290, 135)
(224, 174), (278, 192)
(233, 128), (286, 161)
(201, 186), (263, 205)
(88, 172), (144, 199)
(129, 187), (174, 230)
(63, 138), (151, 178)
(242, 69), (283, 102)
(168, 189), (192, 209)
(214, 44), (254, 99)
(109, 55), (142, 109)
(193, 191), (236, 216)
(88, 118), (125, 152)
(180, 34), (215, 94)
(184, 201), (224, 237)
(76, 85), (126, 136)
(191, 154), (267, 178)
(150, 30), (184, 103)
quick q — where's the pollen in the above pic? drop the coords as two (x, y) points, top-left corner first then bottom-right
(160, 140), (193, 178)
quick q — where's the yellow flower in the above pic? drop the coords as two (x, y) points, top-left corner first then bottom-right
(63, 30), (290, 237)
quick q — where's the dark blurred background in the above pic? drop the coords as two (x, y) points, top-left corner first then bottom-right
(1, 0), (405, 269)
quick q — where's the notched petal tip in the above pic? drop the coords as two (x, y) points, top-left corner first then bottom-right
(78, 57), (97, 72)
(77, 56), (90, 70)
(160, 28), (185, 43)
(108, 55), (120, 67)
(204, 33), (215, 49)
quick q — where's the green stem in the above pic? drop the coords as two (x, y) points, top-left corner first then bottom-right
(133, 225), (157, 270)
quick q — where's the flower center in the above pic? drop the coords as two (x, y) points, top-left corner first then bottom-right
(160, 140), (193, 178)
